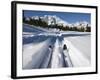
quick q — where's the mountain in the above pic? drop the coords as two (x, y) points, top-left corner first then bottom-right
(25, 15), (91, 28)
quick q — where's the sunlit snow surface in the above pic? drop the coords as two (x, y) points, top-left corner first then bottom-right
(22, 24), (91, 69)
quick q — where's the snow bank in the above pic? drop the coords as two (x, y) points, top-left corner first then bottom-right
(23, 39), (51, 69)
(64, 36), (90, 67)
(66, 35), (91, 60)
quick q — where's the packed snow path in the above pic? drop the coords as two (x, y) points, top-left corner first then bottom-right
(22, 24), (91, 69)
(51, 38), (73, 68)
(23, 38), (73, 69)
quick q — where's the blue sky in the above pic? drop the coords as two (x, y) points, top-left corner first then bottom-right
(23, 10), (91, 24)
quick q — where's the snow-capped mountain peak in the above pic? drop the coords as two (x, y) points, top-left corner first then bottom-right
(26, 15), (91, 28)
(42, 15), (69, 26)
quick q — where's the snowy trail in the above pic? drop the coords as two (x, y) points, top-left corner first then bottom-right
(23, 39), (52, 69)
(51, 38), (71, 68)
(63, 50), (73, 67)
(66, 36), (91, 60)
(23, 35), (90, 69)
(22, 24), (91, 69)
(51, 39), (63, 68)
(23, 24), (47, 33)
(64, 38), (90, 67)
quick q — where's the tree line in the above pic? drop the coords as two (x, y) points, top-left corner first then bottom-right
(23, 17), (91, 32)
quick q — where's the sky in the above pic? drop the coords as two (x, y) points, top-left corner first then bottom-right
(23, 10), (91, 24)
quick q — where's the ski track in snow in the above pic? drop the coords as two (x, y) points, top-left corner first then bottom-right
(64, 35), (91, 61)
(64, 38), (90, 67)
(51, 39), (64, 68)
(23, 39), (51, 69)
(22, 24), (91, 69)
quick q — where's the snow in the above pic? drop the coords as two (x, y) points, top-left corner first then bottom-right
(63, 35), (91, 67)
(60, 31), (91, 35)
(51, 38), (73, 68)
(23, 39), (51, 69)
(66, 35), (91, 60)
(51, 39), (64, 68)
(22, 24), (91, 69)
(63, 50), (73, 67)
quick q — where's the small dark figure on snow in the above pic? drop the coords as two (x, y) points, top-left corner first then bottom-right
(63, 44), (67, 50)
(49, 45), (52, 49)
